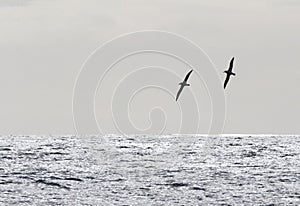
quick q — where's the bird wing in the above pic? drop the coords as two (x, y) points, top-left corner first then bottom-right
(184, 69), (193, 82)
(224, 74), (230, 89)
(228, 57), (234, 72)
(176, 85), (184, 101)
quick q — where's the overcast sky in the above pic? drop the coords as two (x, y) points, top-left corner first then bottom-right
(0, 0), (299, 135)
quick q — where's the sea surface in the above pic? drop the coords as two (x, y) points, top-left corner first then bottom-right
(0, 135), (299, 205)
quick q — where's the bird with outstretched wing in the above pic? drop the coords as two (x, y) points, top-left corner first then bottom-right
(223, 57), (236, 89)
(176, 69), (193, 101)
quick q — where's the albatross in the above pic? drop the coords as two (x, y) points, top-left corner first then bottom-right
(176, 69), (193, 101)
(223, 57), (236, 89)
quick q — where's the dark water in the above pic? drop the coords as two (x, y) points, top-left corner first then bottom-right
(0, 135), (299, 205)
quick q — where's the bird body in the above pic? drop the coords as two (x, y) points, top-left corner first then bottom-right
(176, 70), (193, 101)
(223, 57), (235, 89)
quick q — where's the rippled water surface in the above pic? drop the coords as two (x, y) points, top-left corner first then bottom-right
(0, 135), (299, 205)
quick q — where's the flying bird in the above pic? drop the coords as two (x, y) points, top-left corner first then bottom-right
(176, 69), (193, 101)
(223, 57), (236, 89)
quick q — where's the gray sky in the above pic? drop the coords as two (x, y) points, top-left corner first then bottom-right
(0, 0), (300, 135)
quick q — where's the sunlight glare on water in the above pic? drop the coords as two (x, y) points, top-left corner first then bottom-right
(0, 135), (299, 205)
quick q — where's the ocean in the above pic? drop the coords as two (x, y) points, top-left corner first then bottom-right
(0, 135), (299, 205)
